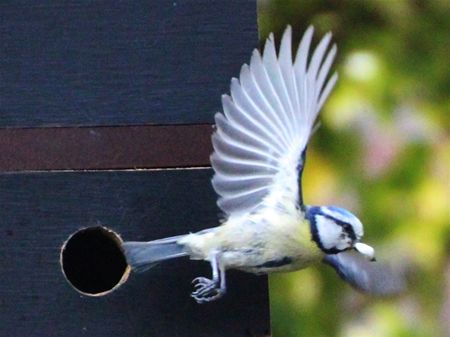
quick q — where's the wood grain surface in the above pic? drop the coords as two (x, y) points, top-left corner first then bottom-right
(0, 1), (257, 127)
(0, 170), (270, 337)
(0, 124), (213, 171)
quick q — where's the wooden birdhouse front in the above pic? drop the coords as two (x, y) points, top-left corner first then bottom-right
(0, 2), (270, 336)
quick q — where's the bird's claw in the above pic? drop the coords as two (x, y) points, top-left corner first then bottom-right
(191, 277), (225, 303)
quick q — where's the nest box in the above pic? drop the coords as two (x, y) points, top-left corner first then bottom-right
(0, 2), (270, 336)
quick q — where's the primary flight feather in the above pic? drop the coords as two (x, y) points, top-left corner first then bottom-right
(211, 26), (337, 216)
(123, 26), (404, 303)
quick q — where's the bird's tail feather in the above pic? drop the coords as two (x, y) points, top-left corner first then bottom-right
(122, 235), (188, 273)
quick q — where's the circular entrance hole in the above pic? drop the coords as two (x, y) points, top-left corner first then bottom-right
(60, 226), (130, 296)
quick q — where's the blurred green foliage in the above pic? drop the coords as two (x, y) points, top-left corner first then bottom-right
(258, 1), (450, 336)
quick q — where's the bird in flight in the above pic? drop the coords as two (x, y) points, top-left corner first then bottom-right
(123, 26), (405, 303)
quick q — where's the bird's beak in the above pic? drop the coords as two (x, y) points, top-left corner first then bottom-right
(354, 242), (376, 262)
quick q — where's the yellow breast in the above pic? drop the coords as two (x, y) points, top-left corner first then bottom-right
(183, 206), (324, 273)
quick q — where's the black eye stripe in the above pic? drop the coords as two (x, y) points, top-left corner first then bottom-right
(306, 206), (357, 255)
(322, 214), (357, 241)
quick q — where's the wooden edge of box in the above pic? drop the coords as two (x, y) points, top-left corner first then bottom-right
(0, 124), (213, 171)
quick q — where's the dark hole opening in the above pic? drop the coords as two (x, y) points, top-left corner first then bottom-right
(61, 226), (129, 296)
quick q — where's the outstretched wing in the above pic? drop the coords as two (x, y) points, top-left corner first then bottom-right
(211, 26), (338, 217)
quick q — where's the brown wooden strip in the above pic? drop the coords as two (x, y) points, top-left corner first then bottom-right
(0, 124), (213, 171)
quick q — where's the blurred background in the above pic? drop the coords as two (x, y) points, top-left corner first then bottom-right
(257, 1), (450, 336)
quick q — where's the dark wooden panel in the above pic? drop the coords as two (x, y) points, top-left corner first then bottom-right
(0, 169), (270, 337)
(0, 124), (212, 171)
(0, 1), (257, 127)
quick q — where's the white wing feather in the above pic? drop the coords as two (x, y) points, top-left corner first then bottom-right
(211, 26), (338, 217)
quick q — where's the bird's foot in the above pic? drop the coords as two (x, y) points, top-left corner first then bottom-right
(191, 277), (225, 303)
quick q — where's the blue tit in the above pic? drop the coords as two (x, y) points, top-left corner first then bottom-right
(123, 26), (405, 303)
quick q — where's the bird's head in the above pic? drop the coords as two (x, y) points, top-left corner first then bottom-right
(306, 206), (375, 261)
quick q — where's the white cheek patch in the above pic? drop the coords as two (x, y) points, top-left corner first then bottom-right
(315, 215), (344, 250)
(335, 234), (352, 250)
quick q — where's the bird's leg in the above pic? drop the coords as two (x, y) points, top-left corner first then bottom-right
(191, 251), (226, 303)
